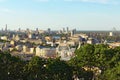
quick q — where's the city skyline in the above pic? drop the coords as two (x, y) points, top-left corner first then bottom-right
(0, 0), (120, 30)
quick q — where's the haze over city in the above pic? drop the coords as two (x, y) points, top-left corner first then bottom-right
(0, 0), (120, 30)
(1, 0), (120, 80)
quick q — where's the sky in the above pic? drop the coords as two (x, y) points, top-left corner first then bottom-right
(0, 0), (120, 30)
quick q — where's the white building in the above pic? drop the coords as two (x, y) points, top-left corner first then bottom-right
(28, 33), (36, 39)
(1, 36), (8, 40)
(56, 43), (75, 61)
(36, 46), (56, 58)
(30, 48), (34, 54)
(87, 38), (99, 44)
(109, 32), (114, 36)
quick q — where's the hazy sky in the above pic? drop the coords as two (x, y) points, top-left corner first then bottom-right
(0, 0), (120, 30)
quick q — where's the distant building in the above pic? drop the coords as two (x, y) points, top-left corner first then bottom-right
(28, 33), (36, 39)
(38, 30), (45, 34)
(36, 28), (38, 32)
(26, 28), (30, 33)
(0, 42), (4, 50)
(63, 28), (65, 32)
(70, 36), (81, 43)
(23, 45), (28, 53)
(35, 28), (39, 34)
(45, 36), (52, 42)
(1, 36), (8, 41)
(108, 42), (120, 48)
(27, 39), (43, 44)
(10, 40), (16, 46)
(15, 45), (22, 51)
(36, 46), (56, 58)
(71, 29), (76, 36)
(87, 38), (99, 44)
(56, 43), (75, 61)
(15, 35), (20, 41)
(66, 27), (69, 33)
(59, 30), (62, 34)
(30, 48), (34, 54)
(12, 34), (15, 39)
(18, 28), (21, 32)
(47, 28), (51, 34)
(67, 41), (76, 46)
(109, 32), (114, 36)
(5, 24), (7, 32)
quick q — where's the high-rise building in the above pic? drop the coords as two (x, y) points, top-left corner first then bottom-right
(63, 28), (65, 32)
(5, 24), (7, 32)
(66, 27), (69, 33)
(36, 28), (39, 34)
(48, 28), (51, 33)
(18, 28), (21, 32)
(26, 28), (30, 33)
(71, 29), (76, 36)
(36, 28), (38, 32)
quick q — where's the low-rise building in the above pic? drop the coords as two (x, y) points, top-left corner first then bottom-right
(1, 36), (8, 40)
(56, 43), (75, 61)
(108, 42), (120, 48)
(15, 45), (22, 51)
(10, 40), (16, 46)
(87, 38), (99, 44)
(30, 47), (35, 54)
(23, 45), (27, 52)
(36, 46), (56, 58)
(0, 42), (4, 50)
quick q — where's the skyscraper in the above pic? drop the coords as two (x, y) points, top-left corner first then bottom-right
(66, 27), (69, 33)
(36, 28), (38, 32)
(63, 28), (65, 32)
(47, 28), (51, 34)
(18, 28), (21, 32)
(5, 24), (7, 32)
(71, 29), (76, 36)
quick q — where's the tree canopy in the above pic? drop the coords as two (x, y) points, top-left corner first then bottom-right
(0, 44), (120, 80)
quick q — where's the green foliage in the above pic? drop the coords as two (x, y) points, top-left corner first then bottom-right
(1, 44), (120, 80)
(0, 39), (8, 43)
(75, 44), (120, 80)
(23, 56), (47, 80)
(75, 44), (95, 67)
(47, 59), (73, 80)
(0, 51), (25, 80)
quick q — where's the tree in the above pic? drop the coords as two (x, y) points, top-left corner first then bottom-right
(0, 51), (25, 80)
(75, 44), (95, 67)
(48, 58), (73, 80)
(99, 62), (120, 80)
(23, 56), (46, 80)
